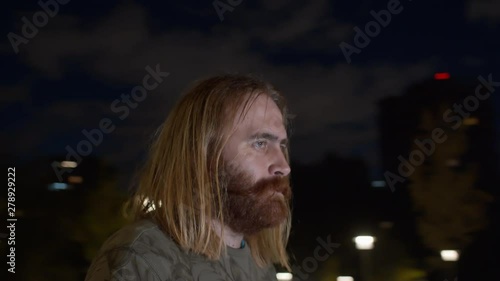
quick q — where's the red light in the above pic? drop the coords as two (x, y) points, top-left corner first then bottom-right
(434, 72), (450, 80)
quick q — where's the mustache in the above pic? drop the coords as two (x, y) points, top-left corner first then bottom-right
(227, 175), (291, 199)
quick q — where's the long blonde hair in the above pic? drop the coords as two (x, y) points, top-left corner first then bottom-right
(126, 74), (292, 270)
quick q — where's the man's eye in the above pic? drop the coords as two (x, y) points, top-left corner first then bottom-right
(254, 140), (267, 149)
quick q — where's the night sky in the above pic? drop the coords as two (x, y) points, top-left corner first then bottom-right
(1, 0), (499, 185)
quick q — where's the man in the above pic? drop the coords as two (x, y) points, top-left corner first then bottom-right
(85, 74), (293, 281)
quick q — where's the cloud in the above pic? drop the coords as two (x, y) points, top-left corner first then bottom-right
(465, 0), (500, 24)
(327, 121), (372, 132)
(4, 100), (111, 155)
(268, 61), (435, 163)
(0, 84), (31, 103)
(15, 4), (150, 80)
(8, 2), (437, 179)
(461, 56), (487, 67)
(212, 0), (353, 55)
(253, 0), (331, 43)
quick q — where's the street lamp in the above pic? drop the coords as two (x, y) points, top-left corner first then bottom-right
(353, 235), (375, 281)
(276, 272), (293, 281)
(353, 236), (375, 250)
(440, 250), (459, 280)
(440, 250), (459, 262)
(337, 276), (354, 281)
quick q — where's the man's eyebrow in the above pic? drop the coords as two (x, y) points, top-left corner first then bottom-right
(250, 132), (288, 144)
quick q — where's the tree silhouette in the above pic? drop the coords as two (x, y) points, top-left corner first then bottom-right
(69, 177), (129, 262)
(408, 108), (493, 272)
(5, 158), (129, 281)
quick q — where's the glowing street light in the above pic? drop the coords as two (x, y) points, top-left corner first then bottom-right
(337, 276), (354, 281)
(440, 250), (459, 261)
(353, 236), (376, 250)
(60, 160), (77, 168)
(276, 272), (293, 281)
(354, 235), (375, 281)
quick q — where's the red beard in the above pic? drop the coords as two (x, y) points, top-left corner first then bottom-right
(220, 164), (292, 235)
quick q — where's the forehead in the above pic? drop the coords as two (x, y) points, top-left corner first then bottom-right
(231, 94), (285, 134)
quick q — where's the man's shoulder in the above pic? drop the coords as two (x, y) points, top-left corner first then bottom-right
(99, 219), (178, 255)
(85, 219), (191, 281)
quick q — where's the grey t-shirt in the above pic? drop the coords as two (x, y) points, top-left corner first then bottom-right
(84, 219), (278, 281)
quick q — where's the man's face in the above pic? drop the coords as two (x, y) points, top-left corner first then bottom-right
(221, 94), (291, 235)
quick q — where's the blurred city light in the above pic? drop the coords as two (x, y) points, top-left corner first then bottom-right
(276, 272), (293, 281)
(142, 197), (156, 213)
(48, 182), (70, 191)
(463, 117), (479, 126)
(141, 197), (163, 213)
(353, 235), (375, 250)
(68, 175), (83, 184)
(337, 276), (354, 281)
(434, 72), (450, 80)
(60, 160), (78, 168)
(440, 250), (459, 261)
(445, 159), (461, 167)
(371, 180), (386, 188)
(379, 221), (394, 229)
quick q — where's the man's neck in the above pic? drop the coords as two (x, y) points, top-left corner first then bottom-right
(212, 219), (244, 249)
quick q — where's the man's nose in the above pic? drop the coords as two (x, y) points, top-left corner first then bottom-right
(268, 149), (291, 177)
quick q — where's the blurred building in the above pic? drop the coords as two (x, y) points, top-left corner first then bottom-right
(378, 74), (498, 192)
(377, 73), (500, 279)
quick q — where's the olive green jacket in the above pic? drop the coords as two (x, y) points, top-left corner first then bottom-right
(84, 219), (277, 281)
